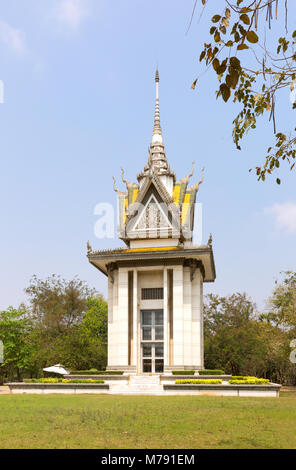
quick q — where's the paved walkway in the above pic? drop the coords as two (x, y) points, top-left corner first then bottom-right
(0, 386), (10, 394)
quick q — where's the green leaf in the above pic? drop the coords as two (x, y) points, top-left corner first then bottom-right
(214, 31), (221, 43)
(240, 14), (250, 25)
(212, 15), (221, 23)
(212, 58), (220, 72)
(237, 43), (249, 50)
(225, 8), (231, 19)
(228, 69), (239, 89)
(246, 31), (259, 43)
(220, 83), (231, 102)
(191, 79), (198, 90)
(230, 56), (241, 70)
(276, 178), (281, 185)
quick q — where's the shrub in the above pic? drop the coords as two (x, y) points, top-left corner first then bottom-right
(24, 378), (62, 383)
(69, 370), (123, 375)
(63, 379), (105, 384)
(172, 371), (195, 375)
(198, 370), (225, 375)
(23, 378), (105, 384)
(175, 379), (222, 385)
(229, 377), (269, 385)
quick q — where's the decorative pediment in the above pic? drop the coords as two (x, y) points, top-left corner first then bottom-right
(133, 194), (172, 231)
(125, 178), (181, 240)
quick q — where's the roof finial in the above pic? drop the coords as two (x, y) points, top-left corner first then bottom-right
(152, 68), (162, 144)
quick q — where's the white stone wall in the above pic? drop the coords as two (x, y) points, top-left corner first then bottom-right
(172, 265), (184, 366)
(107, 264), (204, 371)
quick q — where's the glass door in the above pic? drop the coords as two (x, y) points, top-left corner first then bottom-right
(141, 310), (164, 373)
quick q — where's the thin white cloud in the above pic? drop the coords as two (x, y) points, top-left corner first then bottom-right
(0, 20), (27, 54)
(265, 202), (296, 234)
(54, 0), (89, 30)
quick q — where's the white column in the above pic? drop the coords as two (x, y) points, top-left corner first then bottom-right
(183, 266), (192, 366)
(108, 270), (118, 367)
(200, 277), (204, 368)
(132, 269), (138, 369)
(117, 267), (129, 366)
(192, 269), (202, 367)
(163, 268), (168, 367)
(173, 265), (183, 366)
(108, 276), (113, 324)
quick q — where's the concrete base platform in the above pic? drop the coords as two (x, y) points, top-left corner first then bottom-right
(163, 383), (281, 397)
(7, 377), (281, 397)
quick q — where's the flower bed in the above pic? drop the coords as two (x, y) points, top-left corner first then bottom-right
(23, 378), (105, 384)
(229, 376), (269, 385)
(175, 379), (222, 385)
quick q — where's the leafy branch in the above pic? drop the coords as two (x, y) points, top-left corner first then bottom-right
(191, 0), (296, 183)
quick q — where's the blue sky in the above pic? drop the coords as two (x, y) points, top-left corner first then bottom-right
(0, 0), (295, 311)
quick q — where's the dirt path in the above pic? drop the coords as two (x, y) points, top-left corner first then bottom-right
(0, 386), (10, 395)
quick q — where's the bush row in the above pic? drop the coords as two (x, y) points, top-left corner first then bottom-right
(198, 370), (225, 375)
(172, 371), (195, 375)
(229, 377), (269, 385)
(171, 370), (225, 375)
(69, 370), (123, 375)
(23, 378), (105, 384)
(175, 379), (223, 385)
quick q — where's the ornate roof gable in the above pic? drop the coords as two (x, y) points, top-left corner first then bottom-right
(124, 173), (181, 240)
(113, 69), (204, 244)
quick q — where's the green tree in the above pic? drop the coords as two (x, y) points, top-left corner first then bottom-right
(267, 271), (296, 331)
(191, 0), (296, 183)
(25, 274), (96, 332)
(0, 307), (33, 380)
(204, 293), (268, 375)
(54, 296), (108, 370)
(24, 275), (105, 373)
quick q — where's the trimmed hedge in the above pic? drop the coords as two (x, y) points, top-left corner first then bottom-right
(76, 378), (104, 384)
(175, 379), (222, 385)
(198, 370), (225, 375)
(172, 371), (195, 375)
(23, 378), (105, 384)
(229, 376), (269, 385)
(69, 370), (123, 375)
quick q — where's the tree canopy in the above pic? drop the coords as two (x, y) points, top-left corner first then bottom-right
(0, 276), (107, 381)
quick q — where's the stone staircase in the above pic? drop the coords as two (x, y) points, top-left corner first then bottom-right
(109, 375), (164, 395)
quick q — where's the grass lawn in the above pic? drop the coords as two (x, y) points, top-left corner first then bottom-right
(0, 392), (295, 449)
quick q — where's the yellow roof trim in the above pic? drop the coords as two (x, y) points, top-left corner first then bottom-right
(123, 246), (181, 253)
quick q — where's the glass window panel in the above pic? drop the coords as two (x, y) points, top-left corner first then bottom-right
(143, 360), (152, 373)
(155, 311), (163, 325)
(155, 343), (164, 358)
(142, 311), (152, 325)
(142, 327), (152, 340)
(143, 344), (152, 357)
(155, 359), (164, 373)
(155, 326), (163, 340)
